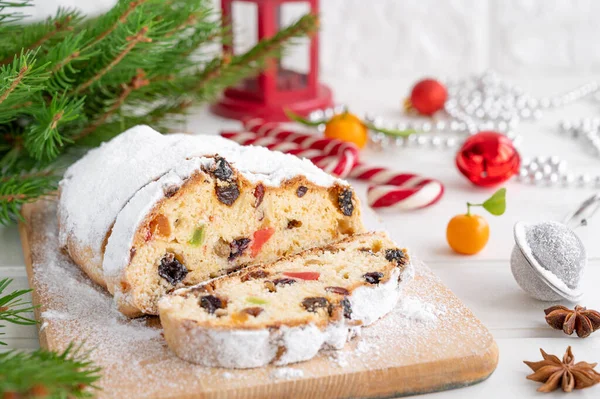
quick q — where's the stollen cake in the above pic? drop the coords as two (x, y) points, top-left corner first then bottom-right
(159, 232), (412, 368)
(58, 125), (364, 317)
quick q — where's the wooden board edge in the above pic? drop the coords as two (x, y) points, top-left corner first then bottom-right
(18, 201), (50, 350)
(392, 340), (499, 398)
(158, 340), (499, 399)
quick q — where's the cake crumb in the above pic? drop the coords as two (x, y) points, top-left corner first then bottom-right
(271, 367), (304, 379)
(222, 372), (234, 379)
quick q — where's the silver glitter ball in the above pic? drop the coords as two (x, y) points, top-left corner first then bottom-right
(511, 221), (585, 302)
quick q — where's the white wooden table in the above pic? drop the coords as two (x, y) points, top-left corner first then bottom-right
(2, 75), (600, 398)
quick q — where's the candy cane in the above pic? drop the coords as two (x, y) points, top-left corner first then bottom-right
(221, 120), (444, 210)
(348, 163), (445, 209)
(243, 118), (360, 160)
(222, 129), (357, 178)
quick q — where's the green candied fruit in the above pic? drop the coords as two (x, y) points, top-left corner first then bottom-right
(188, 225), (205, 246)
(247, 297), (268, 305)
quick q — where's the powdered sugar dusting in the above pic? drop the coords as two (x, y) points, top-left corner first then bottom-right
(271, 367), (304, 379)
(27, 203), (495, 397)
(396, 296), (439, 324)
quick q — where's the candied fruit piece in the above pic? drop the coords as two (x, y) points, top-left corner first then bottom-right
(325, 286), (349, 295)
(241, 269), (270, 282)
(287, 219), (302, 229)
(188, 225), (205, 247)
(296, 186), (308, 197)
(385, 248), (406, 266)
(301, 297), (330, 313)
(363, 272), (384, 284)
(254, 184), (265, 208)
(272, 278), (296, 286)
(213, 238), (230, 257)
(228, 238), (251, 261)
(212, 157), (233, 180)
(341, 298), (352, 319)
(283, 271), (320, 281)
(338, 189), (354, 216)
(242, 307), (264, 317)
(158, 253), (188, 285)
(149, 214), (171, 238)
(231, 311), (249, 323)
(216, 182), (239, 206)
(247, 296), (269, 305)
(251, 227), (275, 257)
(200, 295), (224, 314)
(264, 281), (277, 292)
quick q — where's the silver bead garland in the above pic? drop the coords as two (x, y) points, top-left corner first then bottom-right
(558, 118), (600, 157)
(306, 71), (600, 188)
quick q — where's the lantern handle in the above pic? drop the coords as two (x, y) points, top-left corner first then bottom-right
(563, 193), (600, 229)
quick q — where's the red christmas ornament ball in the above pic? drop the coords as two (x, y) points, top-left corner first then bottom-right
(456, 131), (521, 187)
(410, 78), (448, 116)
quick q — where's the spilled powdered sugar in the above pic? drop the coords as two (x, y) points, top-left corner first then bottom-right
(327, 294), (443, 368)
(29, 203), (492, 397)
(271, 367), (305, 380)
(396, 296), (440, 324)
(221, 372), (234, 380)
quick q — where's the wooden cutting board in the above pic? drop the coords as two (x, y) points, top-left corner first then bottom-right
(19, 199), (498, 399)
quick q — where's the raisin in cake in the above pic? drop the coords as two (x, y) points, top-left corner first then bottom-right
(158, 232), (411, 368)
(58, 125), (364, 317)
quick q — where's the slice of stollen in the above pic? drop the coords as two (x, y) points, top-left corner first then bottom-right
(159, 231), (412, 369)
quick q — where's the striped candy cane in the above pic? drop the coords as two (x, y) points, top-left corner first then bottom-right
(348, 164), (445, 210)
(221, 119), (444, 210)
(222, 126), (358, 178)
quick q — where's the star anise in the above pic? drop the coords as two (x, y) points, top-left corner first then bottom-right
(524, 346), (600, 392)
(544, 305), (600, 338)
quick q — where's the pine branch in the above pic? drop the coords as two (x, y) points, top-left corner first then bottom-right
(23, 14), (74, 54)
(23, 94), (84, 160)
(0, 278), (36, 346)
(0, 1), (32, 25)
(44, 31), (94, 92)
(74, 69), (149, 140)
(0, 344), (102, 397)
(0, 50), (49, 124)
(0, 171), (59, 224)
(74, 26), (152, 94)
(0, 8), (79, 66)
(84, 0), (147, 49)
(0, 64), (25, 104)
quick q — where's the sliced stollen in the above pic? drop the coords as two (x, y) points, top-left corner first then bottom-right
(158, 232), (412, 369)
(58, 125), (364, 317)
(58, 125), (238, 287)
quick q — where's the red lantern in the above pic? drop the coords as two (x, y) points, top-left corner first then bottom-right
(211, 0), (333, 121)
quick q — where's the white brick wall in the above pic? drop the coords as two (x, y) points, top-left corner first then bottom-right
(17, 0), (600, 78)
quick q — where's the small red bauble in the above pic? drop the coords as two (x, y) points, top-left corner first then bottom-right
(456, 131), (521, 187)
(409, 78), (447, 116)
